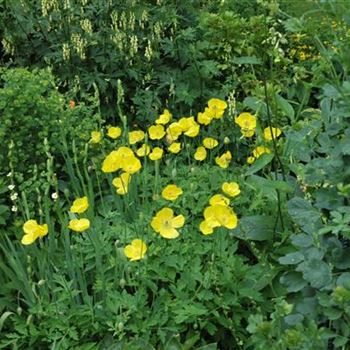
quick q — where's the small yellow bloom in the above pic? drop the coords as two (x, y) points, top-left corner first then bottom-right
(199, 220), (215, 235)
(178, 117), (200, 137)
(151, 207), (185, 239)
(222, 182), (240, 198)
(162, 184), (183, 201)
(102, 151), (121, 173)
(91, 131), (102, 143)
(107, 126), (122, 139)
(166, 122), (183, 142)
(247, 156), (255, 164)
(247, 146), (271, 164)
(209, 194), (230, 206)
(122, 155), (142, 174)
(235, 113), (256, 138)
(68, 218), (90, 232)
(203, 137), (218, 149)
(197, 110), (213, 125)
(252, 146), (271, 159)
(215, 151), (232, 169)
(136, 144), (151, 157)
(70, 196), (89, 214)
(207, 98), (227, 119)
(194, 146), (207, 161)
(168, 142), (181, 154)
(112, 172), (131, 195)
(156, 109), (172, 125)
(148, 125), (166, 140)
(149, 147), (164, 161)
(204, 204), (238, 229)
(129, 130), (145, 145)
(21, 220), (48, 245)
(263, 127), (282, 141)
(124, 239), (147, 261)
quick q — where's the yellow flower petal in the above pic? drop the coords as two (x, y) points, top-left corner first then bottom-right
(263, 127), (282, 141)
(209, 194), (230, 206)
(148, 125), (165, 140)
(161, 184), (183, 201)
(221, 182), (241, 198)
(68, 218), (90, 232)
(194, 146), (207, 161)
(70, 196), (89, 214)
(107, 126), (122, 139)
(128, 130), (145, 145)
(91, 131), (102, 143)
(21, 232), (38, 245)
(124, 239), (147, 261)
(203, 137), (218, 149)
(149, 147), (164, 161)
(168, 142), (181, 154)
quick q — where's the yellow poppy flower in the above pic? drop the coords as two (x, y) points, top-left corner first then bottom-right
(204, 204), (238, 229)
(124, 239), (147, 261)
(112, 172), (131, 195)
(156, 109), (172, 125)
(91, 131), (102, 143)
(194, 146), (207, 161)
(68, 218), (90, 232)
(215, 151), (232, 169)
(151, 207), (185, 239)
(247, 146), (271, 164)
(207, 98), (227, 119)
(162, 184), (183, 201)
(252, 146), (271, 158)
(149, 147), (164, 161)
(263, 127), (282, 141)
(148, 125), (166, 140)
(107, 126), (122, 139)
(168, 142), (181, 154)
(166, 122), (183, 142)
(21, 220), (48, 245)
(235, 112), (256, 138)
(203, 137), (218, 149)
(136, 144), (151, 157)
(247, 156), (255, 164)
(221, 182), (241, 198)
(129, 130), (145, 145)
(122, 155), (142, 174)
(209, 194), (230, 206)
(178, 117), (200, 137)
(70, 196), (89, 214)
(102, 150), (121, 173)
(197, 110), (213, 125)
(199, 220), (216, 235)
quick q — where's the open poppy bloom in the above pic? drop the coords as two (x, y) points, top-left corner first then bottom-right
(151, 207), (185, 239)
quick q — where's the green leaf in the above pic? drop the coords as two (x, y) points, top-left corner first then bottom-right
(296, 259), (332, 289)
(287, 197), (322, 234)
(280, 272), (307, 292)
(164, 337), (183, 350)
(246, 153), (274, 175)
(275, 94), (295, 122)
(278, 252), (304, 265)
(0, 311), (14, 332)
(232, 215), (274, 241)
(232, 56), (262, 65)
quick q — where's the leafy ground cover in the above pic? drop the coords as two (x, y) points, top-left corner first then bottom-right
(0, 0), (350, 349)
